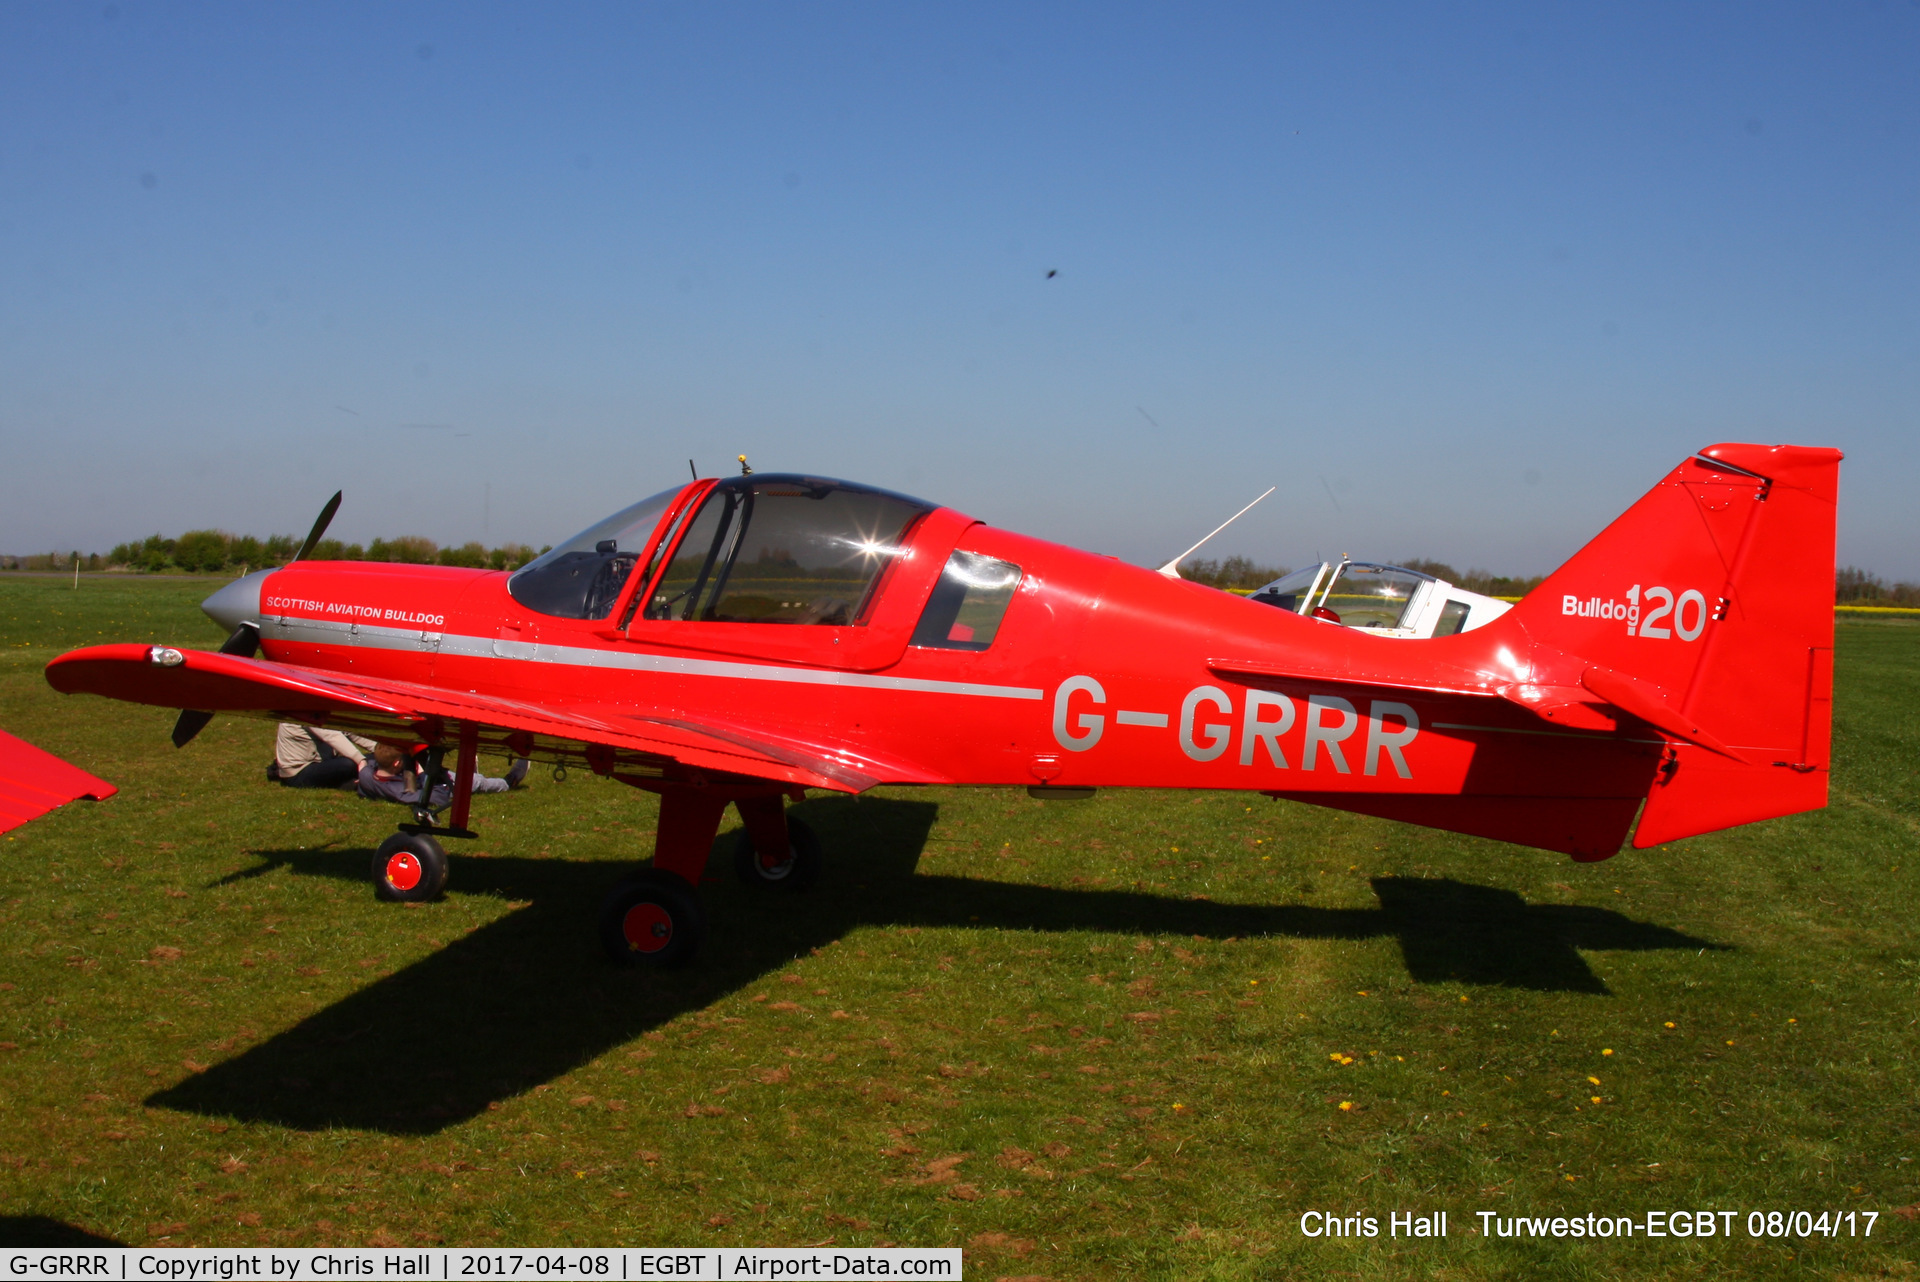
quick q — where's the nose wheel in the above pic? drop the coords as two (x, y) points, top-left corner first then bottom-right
(599, 869), (705, 967)
(373, 831), (448, 902)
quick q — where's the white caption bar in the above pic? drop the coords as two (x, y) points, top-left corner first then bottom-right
(2, 1249), (962, 1281)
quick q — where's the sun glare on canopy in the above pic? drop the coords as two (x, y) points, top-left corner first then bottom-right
(643, 477), (933, 626)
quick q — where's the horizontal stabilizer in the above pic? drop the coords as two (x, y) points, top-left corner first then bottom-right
(1207, 656), (1497, 700)
(1579, 667), (1747, 763)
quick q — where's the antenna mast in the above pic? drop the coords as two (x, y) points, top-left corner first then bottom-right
(1157, 486), (1277, 580)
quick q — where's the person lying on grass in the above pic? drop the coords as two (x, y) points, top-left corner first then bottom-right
(272, 722), (377, 790)
(356, 741), (528, 808)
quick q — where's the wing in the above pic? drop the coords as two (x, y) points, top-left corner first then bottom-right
(44, 644), (934, 793)
(0, 726), (116, 836)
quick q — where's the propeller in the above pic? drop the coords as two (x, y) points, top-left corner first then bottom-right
(294, 490), (343, 562)
(171, 490), (342, 748)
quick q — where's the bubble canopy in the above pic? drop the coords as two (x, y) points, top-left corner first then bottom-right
(507, 475), (937, 624)
(643, 475), (934, 626)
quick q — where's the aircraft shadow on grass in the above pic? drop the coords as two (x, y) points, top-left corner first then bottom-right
(150, 796), (1727, 1135)
(0, 1216), (126, 1247)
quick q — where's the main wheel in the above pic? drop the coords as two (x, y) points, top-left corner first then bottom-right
(732, 814), (821, 891)
(599, 869), (705, 966)
(373, 832), (448, 902)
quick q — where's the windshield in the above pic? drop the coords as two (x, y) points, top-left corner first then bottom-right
(1321, 563), (1431, 629)
(1248, 565), (1326, 613)
(642, 475), (933, 625)
(508, 485), (687, 619)
(1249, 560), (1432, 629)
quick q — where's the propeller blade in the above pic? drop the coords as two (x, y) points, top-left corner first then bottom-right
(218, 622), (261, 659)
(170, 623), (259, 747)
(171, 709), (214, 748)
(294, 491), (343, 562)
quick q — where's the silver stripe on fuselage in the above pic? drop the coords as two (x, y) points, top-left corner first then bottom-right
(260, 617), (1047, 701)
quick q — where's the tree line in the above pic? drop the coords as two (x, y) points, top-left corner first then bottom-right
(1181, 555), (1547, 598)
(1836, 566), (1920, 608)
(0, 532), (548, 575)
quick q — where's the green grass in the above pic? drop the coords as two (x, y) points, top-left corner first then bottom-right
(1, 577), (1916, 1278)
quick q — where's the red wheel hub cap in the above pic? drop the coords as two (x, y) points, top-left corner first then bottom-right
(385, 852), (422, 891)
(622, 902), (673, 953)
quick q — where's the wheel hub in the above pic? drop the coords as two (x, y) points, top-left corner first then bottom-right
(385, 851), (422, 891)
(622, 902), (673, 953)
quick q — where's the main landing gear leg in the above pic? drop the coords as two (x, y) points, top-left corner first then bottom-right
(598, 786), (724, 966)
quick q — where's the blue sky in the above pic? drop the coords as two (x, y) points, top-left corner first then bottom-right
(3, 3), (1915, 577)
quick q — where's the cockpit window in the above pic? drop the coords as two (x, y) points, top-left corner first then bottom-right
(1435, 598), (1472, 637)
(911, 550), (1022, 650)
(508, 486), (685, 620)
(642, 475), (933, 625)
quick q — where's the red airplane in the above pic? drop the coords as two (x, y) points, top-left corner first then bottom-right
(42, 442), (1840, 966)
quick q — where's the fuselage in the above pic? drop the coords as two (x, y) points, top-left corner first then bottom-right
(202, 475), (1660, 830)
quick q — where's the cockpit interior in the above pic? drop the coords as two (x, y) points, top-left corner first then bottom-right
(1248, 559), (1511, 638)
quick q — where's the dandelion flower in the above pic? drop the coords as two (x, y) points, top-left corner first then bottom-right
(1664, 1022), (1675, 1029)
(1726, 1040), (1735, 1047)
(1587, 1076), (1601, 1086)
(1338, 1101), (1352, 1112)
(1330, 1053), (1344, 1062)
(1590, 1096), (1602, 1105)
(1358, 991), (1369, 996)
(1601, 1048), (1613, 1056)
(1172, 1103), (1186, 1112)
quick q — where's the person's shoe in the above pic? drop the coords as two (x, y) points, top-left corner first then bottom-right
(505, 757), (530, 788)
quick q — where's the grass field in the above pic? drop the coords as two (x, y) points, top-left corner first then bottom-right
(1, 575), (1915, 1278)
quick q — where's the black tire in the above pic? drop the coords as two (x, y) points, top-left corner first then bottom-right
(732, 814), (822, 892)
(372, 832), (448, 902)
(599, 869), (705, 966)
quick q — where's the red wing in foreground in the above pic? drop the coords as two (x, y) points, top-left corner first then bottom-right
(0, 727), (116, 837)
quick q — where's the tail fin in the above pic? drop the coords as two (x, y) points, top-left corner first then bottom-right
(1507, 443), (1841, 848)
